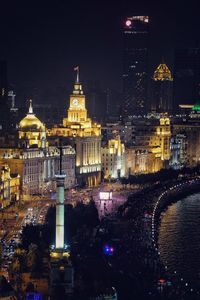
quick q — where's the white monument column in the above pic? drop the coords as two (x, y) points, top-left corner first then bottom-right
(55, 174), (66, 249)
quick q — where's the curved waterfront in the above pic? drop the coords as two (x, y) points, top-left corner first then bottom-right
(158, 192), (200, 287)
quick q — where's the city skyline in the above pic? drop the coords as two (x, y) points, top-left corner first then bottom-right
(0, 0), (199, 96)
(2, 2), (200, 299)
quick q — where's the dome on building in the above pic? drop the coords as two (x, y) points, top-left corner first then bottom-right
(19, 100), (45, 131)
(153, 63), (173, 81)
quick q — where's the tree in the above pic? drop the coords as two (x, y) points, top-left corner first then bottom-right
(26, 281), (35, 293)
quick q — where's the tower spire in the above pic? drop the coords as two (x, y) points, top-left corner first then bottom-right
(74, 66), (79, 83)
(28, 99), (33, 114)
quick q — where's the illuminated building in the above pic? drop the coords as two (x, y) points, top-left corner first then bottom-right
(174, 47), (200, 109)
(0, 163), (20, 209)
(103, 115), (171, 174)
(157, 115), (171, 161)
(18, 99), (48, 149)
(0, 146), (75, 197)
(170, 134), (187, 169)
(122, 16), (149, 115)
(0, 101), (75, 196)
(173, 115), (200, 167)
(152, 63), (173, 113)
(48, 69), (101, 187)
(125, 146), (163, 175)
(101, 136), (125, 179)
(132, 115), (171, 162)
(124, 116), (169, 175)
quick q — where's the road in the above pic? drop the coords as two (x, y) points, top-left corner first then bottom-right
(64, 182), (135, 217)
(0, 197), (53, 280)
(0, 182), (135, 279)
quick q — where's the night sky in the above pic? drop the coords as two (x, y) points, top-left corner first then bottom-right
(0, 0), (200, 103)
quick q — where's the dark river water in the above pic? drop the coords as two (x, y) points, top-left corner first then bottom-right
(158, 192), (200, 288)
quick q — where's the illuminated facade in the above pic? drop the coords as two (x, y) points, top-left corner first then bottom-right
(125, 146), (163, 175)
(152, 63), (173, 113)
(173, 117), (200, 167)
(19, 100), (48, 149)
(0, 100), (76, 197)
(101, 136), (125, 179)
(133, 116), (171, 162)
(103, 115), (171, 175)
(157, 115), (171, 161)
(0, 146), (75, 197)
(48, 71), (101, 187)
(0, 163), (20, 209)
(122, 16), (149, 115)
(170, 134), (187, 169)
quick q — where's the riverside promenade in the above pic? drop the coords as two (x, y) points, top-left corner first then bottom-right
(114, 177), (200, 299)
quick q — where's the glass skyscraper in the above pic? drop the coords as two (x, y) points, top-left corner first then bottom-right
(174, 48), (200, 109)
(122, 16), (149, 116)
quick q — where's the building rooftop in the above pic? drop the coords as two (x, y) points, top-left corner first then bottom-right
(153, 63), (173, 81)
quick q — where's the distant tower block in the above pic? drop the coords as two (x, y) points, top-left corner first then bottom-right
(55, 173), (66, 249)
(152, 62), (173, 113)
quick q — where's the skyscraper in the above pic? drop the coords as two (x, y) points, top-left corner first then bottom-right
(122, 16), (149, 116)
(174, 48), (200, 109)
(0, 60), (9, 130)
(152, 63), (173, 113)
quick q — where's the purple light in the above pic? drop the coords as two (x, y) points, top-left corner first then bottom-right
(103, 245), (114, 255)
(125, 20), (132, 27)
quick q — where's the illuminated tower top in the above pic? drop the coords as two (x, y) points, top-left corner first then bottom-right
(124, 15), (149, 28)
(64, 67), (88, 124)
(19, 99), (45, 130)
(61, 67), (101, 136)
(19, 99), (47, 148)
(153, 63), (173, 81)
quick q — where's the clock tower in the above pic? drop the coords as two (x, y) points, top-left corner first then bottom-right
(50, 67), (101, 187)
(66, 73), (87, 124)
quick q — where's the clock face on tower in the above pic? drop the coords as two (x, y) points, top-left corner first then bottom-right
(72, 98), (78, 106)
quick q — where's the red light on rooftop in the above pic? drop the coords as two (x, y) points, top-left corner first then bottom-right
(159, 279), (166, 284)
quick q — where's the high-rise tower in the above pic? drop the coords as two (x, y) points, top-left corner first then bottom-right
(174, 48), (200, 109)
(152, 63), (173, 113)
(0, 60), (9, 131)
(122, 16), (149, 116)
